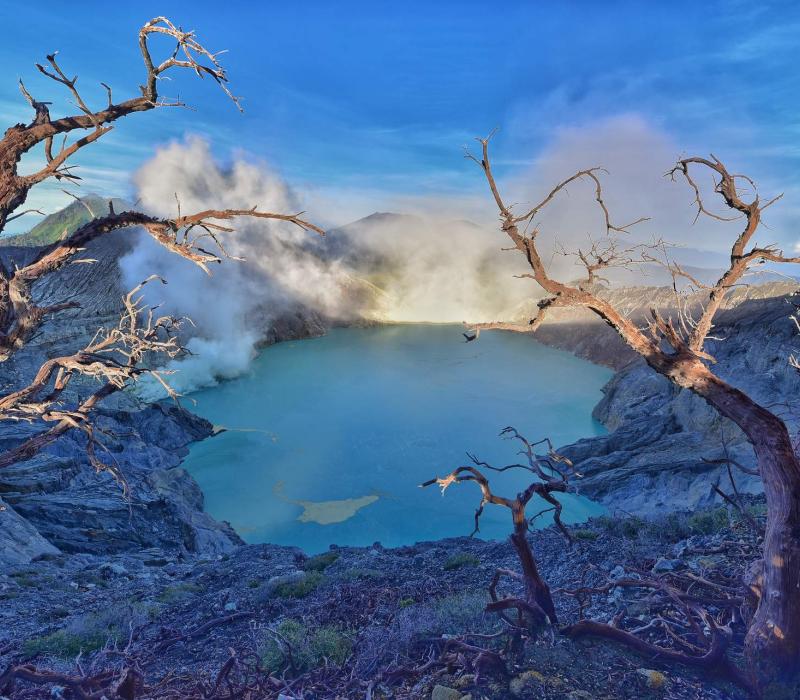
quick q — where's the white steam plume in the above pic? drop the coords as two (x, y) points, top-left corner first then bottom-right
(120, 137), (365, 397)
(326, 214), (532, 323)
(504, 115), (736, 284)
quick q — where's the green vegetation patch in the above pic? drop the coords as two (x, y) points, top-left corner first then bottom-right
(592, 505), (736, 543)
(22, 604), (154, 659)
(261, 619), (351, 675)
(273, 571), (323, 599)
(22, 629), (107, 659)
(9, 572), (37, 588)
(688, 507), (729, 535)
(595, 514), (648, 539)
(303, 551), (340, 572)
(443, 552), (480, 570)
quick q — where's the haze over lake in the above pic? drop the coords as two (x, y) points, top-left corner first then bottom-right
(182, 325), (612, 553)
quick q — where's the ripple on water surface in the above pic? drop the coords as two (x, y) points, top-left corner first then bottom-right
(182, 325), (612, 553)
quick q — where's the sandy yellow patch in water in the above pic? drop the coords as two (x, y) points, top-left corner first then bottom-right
(273, 482), (379, 525)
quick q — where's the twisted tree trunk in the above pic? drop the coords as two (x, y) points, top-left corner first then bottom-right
(745, 434), (800, 694)
(509, 504), (558, 625)
(656, 358), (800, 693)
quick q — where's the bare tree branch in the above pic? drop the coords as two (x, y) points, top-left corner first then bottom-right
(421, 427), (577, 630)
(0, 17), (241, 230)
(0, 277), (184, 483)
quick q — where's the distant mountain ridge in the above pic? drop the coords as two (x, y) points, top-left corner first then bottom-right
(6, 202), (787, 289)
(0, 195), (129, 248)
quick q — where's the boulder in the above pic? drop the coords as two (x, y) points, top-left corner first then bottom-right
(431, 686), (462, 700)
(0, 496), (59, 568)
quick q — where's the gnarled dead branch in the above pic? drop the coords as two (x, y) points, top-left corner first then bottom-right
(1, 17), (241, 231)
(559, 569), (751, 691)
(421, 427), (577, 631)
(0, 277), (184, 483)
(0, 17), (323, 477)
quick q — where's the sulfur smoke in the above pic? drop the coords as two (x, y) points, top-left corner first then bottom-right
(120, 138), (361, 397)
(120, 138), (533, 395)
(121, 118), (740, 396)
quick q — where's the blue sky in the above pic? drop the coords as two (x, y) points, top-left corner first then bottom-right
(1, 1), (798, 242)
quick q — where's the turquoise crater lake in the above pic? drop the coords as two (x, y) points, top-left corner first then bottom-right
(181, 325), (612, 553)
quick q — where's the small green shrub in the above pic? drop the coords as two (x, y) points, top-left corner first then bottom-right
(261, 619), (351, 675)
(22, 629), (107, 659)
(594, 514), (646, 539)
(593, 515), (614, 532)
(572, 529), (599, 541)
(22, 604), (151, 659)
(688, 507), (729, 535)
(47, 606), (70, 621)
(273, 571), (323, 599)
(247, 579), (261, 588)
(156, 582), (203, 604)
(398, 597), (415, 608)
(10, 572), (37, 588)
(443, 552), (480, 570)
(650, 513), (692, 542)
(620, 517), (646, 539)
(303, 551), (340, 572)
(426, 593), (491, 632)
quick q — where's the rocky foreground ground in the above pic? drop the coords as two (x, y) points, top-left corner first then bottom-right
(0, 499), (761, 699)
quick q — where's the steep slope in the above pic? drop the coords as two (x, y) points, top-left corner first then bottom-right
(0, 226), (245, 561)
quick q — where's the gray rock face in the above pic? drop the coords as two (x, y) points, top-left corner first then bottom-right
(0, 400), (242, 557)
(540, 283), (800, 514)
(0, 495), (59, 567)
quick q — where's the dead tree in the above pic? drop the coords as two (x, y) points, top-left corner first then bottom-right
(422, 432), (752, 690)
(0, 277), (182, 474)
(466, 135), (800, 694)
(0, 19), (323, 471)
(421, 427), (575, 632)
